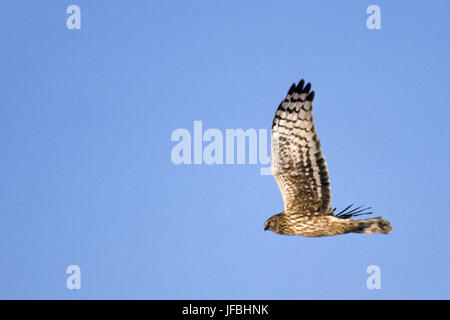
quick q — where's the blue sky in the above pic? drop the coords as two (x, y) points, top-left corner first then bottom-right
(0, 1), (449, 299)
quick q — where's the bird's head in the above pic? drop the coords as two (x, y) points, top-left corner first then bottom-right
(264, 213), (283, 233)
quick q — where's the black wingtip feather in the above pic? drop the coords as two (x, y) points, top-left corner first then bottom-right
(306, 90), (315, 102)
(287, 83), (296, 95)
(295, 79), (305, 93)
(335, 204), (374, 219)
(302, 82), (311, 94)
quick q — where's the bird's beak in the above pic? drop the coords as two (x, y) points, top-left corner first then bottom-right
(264, 225), (269, 231)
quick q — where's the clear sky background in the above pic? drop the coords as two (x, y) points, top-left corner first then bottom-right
(0, 1), (449, 299)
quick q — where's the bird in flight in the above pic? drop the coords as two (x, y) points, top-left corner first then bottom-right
(264, 79), (392, 237)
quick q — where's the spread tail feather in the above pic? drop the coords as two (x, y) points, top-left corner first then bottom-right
(353, 217), (393, 234)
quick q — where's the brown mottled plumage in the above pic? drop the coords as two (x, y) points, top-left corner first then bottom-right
(264, 79), (392, 237)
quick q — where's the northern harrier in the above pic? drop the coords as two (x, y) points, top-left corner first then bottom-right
(264, 79), (392, 237)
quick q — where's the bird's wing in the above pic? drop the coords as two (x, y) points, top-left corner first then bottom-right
(271, 80), (332, 216)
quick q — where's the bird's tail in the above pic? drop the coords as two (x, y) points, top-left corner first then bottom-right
(352, 217), (393, 234)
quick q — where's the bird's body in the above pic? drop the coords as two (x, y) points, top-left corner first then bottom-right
(265, 213), (391, 237)
(264, 79), (392, 237)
